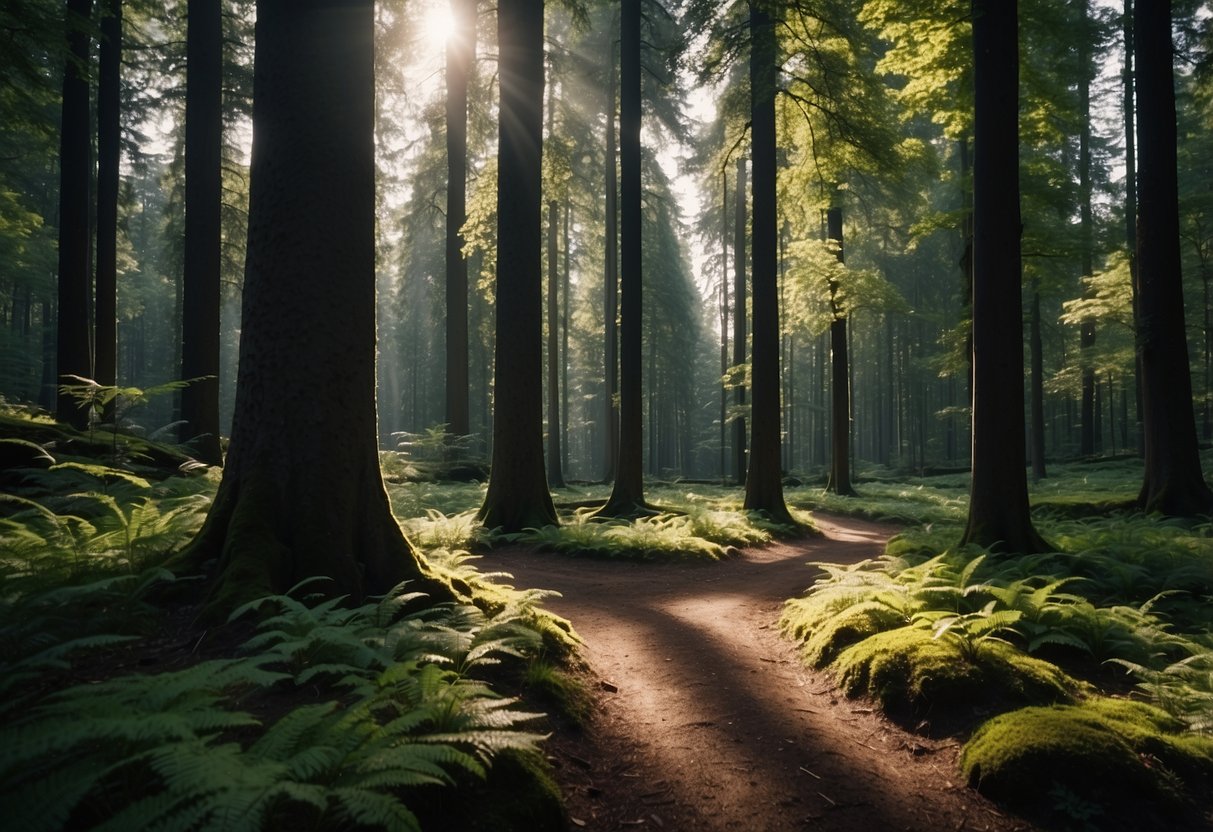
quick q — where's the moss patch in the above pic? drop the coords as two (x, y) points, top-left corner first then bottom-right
(831, 626), (1077, 713)
(959, 698), (1213, 828)
(784, 599), (907, 667)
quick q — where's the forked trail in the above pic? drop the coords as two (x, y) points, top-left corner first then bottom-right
(500, 514), (1035, 832)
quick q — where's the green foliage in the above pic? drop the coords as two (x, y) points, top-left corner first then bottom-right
(959, 698), (1213, 824)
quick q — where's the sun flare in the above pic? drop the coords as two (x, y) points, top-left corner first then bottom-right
(422, 4), (456, 46)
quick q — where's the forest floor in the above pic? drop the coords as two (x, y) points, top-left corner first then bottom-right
(499, 513), (1038, 832)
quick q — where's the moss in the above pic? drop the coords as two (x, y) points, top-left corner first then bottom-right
(959, 698), (1213, 826)
(831, 626), (1077, 712)
(793, 600), (907, 667)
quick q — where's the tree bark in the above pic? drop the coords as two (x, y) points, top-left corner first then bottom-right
(825, 205), (856, 496)
(444, 0), (475, 440)
(479, 0), (557, 531)
(596, 0), (649, 517)
(1133, 0), (1213, 515)
(961, 0), (1048, 553)
(732, 155), (748, 485)
(95, 0), (120, 412)
(55, 0), (94, 429)
(1124, 0), (1144, 455)
(720, 166), (729, 482)
(743, 0), (793, 524)
(183, 0), (456, 614)
(180, 0), (224, 464)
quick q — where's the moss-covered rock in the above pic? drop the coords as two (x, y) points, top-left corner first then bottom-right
(789, 599), (907, 667)
(831, 626), (1078, 712)
(959, 698), (1213, 828)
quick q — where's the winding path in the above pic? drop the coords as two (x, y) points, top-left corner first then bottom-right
(499, 514), (1034, 832)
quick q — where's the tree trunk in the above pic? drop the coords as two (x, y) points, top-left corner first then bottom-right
(720, 168), (729, 482)
(55, 0), (94, 429)
(1079, 0), (1097, 457)
(479, 0), (557, 531)
(444, 0), (475, 439)
(602, 24), (619, 483)
(180, 0), (224, 464)
(562, 199), (571, 474)
(597, 0), (648, 517)
(1133, 0), (1213, 515)
(182, 0), (455, 614)
(825, 205), (856, 496)
(1125, 0), (1144, 455)
(961, 0), (1048, 553)
(743, 1), (793, 523)
(732, 155), (748, 485)
(95, 0), (120, 413)
(547, 199), (565, 487)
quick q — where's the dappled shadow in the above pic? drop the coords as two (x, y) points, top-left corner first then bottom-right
(501, 514), (1031, 831)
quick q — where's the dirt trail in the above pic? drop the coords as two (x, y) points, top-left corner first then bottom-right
(499, 514), (1034, 832)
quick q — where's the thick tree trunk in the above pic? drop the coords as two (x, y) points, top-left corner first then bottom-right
(546, 199), (565, 487)
(825, 206), (856, 496)
(732, 155), (748, 485)
(444, 0), (475, 440)
(479, 0), (557, 531)
(180, 0), (224, 464)
(55, 0), (94, 429)
(597, 0), (649, 518)
(95, 0), (120, 412)
(183, 0), (456, 614)
(720, 168), (729, 482)
(602, 30), (619, 483)
(1133, 0), (1213, 515)
(562, 200), (571, 474)
(743, 1), (793, 523)
(961, 0), (1048, 553)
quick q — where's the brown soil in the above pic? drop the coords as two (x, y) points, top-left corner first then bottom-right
(498, 513), (1037, 832)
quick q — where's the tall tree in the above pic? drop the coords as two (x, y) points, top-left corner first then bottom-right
(743, 0), (792, 523)
(478, 0), (558, 530)
(95, 0), (120, 409)
(825, 204), (856, 496)
(597, 0), (648, 517)
(183, 0), (455, 609)
(960, 0), (1048, 552)
(55, 0), (93, 429)
(1133, 0), (1213, 515)
(547, 198), (566, 487)
(180, 0), (224, 464)
(1077, 0), (1098, 457)
(444, 0), (475, 440)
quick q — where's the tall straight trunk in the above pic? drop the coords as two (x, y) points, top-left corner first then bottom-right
(825, 206), (855, 495)
(444, 0), (475, 439)
(1079, 0), (1097, 457)
(546, 199), (565, 487)
(182, 0), (455, 613)
(181, 0), (224, 463)
(961, 0), (1047, 552)
(732, 155), (748, 485)
(720, 168), (729, 482)
(1030, 278), (1047, 480)
(1133, 0), (1213, 515)
(479, 0), (557, 530)
(602, 29), (619, 482)
(743, 0), (792, 522)
(597, 0), (647, 516)
(95, 0), (120, 409)
(55, 0), (94, 429)
(960, 137), (975, 405)
(1125, 0), (1143, 454)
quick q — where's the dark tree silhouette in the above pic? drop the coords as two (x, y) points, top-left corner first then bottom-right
(960, 0), (1048, 553)
(55, 0), (93, 430)
(1133, 0), (1213, 515)
(95, 0), (121, 407)
(478, 0), (558, 531)
(596, 0), (649, 518)
(825, 205), (856, 496)
(183, 0), (455, 610)
(180, 0), (224, 464)
(444, 0), (475, 440)
(743, 0), (793, 524)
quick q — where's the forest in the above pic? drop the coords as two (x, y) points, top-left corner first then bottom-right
(3, 0), (1213, 829)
